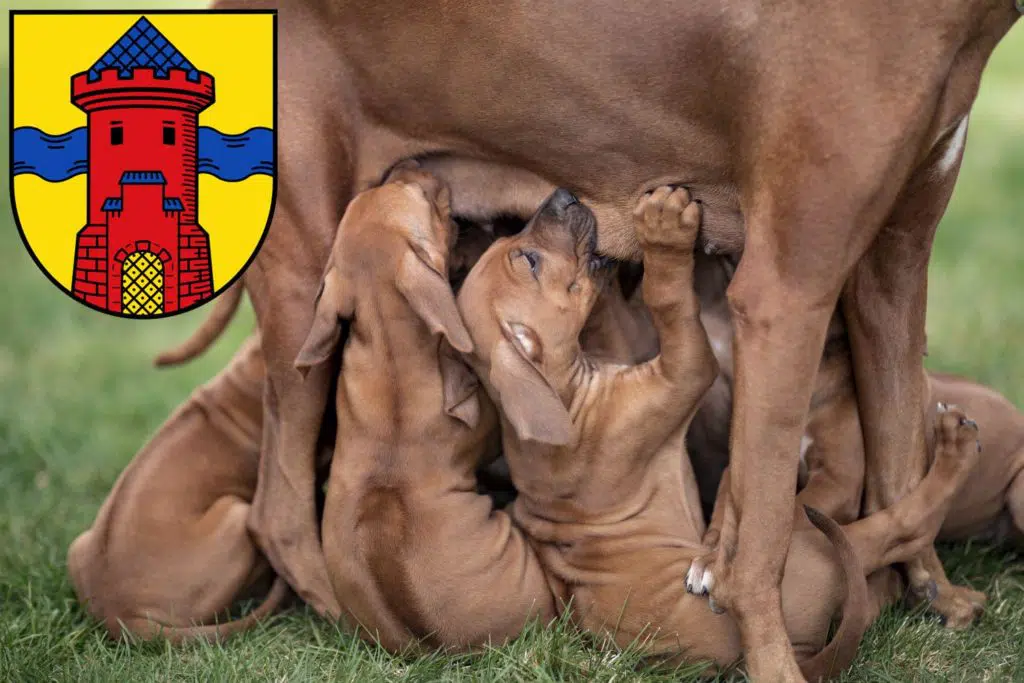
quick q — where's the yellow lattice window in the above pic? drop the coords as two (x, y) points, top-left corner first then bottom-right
(121, 251), (164, 316)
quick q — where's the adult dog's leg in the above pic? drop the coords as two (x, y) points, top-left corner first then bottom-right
(705, 111), (937, 680)
(236, 0), (354, 620)
(715, 248), (847, 681)
(844, 116), (985, 627)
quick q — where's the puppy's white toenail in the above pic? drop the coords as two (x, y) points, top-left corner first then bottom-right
(937, 402), (948, 413)
(700, 570), (715, 596)
(685, 564), (701, 593)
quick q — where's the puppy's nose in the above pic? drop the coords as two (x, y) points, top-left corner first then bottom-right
(546, 188), (579, 215)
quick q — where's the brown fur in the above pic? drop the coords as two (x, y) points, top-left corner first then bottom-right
(688, 276), (1008, 626)
(67, 336), (290, 642)
(455, 187), (985, 680)
(300, 166), (557, 652)
(206, 2), (1020, 674)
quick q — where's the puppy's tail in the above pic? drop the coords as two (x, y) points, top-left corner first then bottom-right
(153, 282), (245, 367)
(797, 505), (871, 683)
(119, 576), (291, 645)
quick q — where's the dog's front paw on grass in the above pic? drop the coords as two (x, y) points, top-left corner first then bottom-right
(633, 185), (701, 252)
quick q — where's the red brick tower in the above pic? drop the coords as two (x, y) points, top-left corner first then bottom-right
(69, 17), (215, 315)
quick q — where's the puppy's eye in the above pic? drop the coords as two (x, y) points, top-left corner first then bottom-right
(522, 250), (540, 274)
(511, 249), (541, 277)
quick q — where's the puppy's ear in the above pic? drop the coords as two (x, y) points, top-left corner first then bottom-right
(489, 322), (573, 446)
(438, 340), (481, 429)
(294, 265), (354, 377)
(396, 247), (474, 354)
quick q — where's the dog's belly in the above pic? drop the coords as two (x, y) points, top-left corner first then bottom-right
(404, 156), (745, 260)
(333, 0), (749, 260)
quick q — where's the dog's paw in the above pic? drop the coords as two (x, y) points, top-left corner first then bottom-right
(686, 551), (727, 614)
(686, 557), (715, 596)
(633, 185), (701, 252)
(913, 582), (987, 629)
(932, 403), (982, 476)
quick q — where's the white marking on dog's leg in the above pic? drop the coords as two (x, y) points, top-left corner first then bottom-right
(934, 116), (968, 178)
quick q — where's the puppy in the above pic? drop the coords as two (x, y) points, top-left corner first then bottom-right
(455, 186), (981, 679)
(295, 165), (556, 652)
(67, 335), (289, 642)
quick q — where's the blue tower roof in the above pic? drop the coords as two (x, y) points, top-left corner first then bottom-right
(86, 17), (201, 82)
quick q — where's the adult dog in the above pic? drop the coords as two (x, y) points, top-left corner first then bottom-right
(211, 1), (1021, 677)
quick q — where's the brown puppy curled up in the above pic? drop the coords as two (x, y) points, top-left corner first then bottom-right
(455, 186), (982, 680)
(294, 164), (557, 652)
(66, 335), (289, 642)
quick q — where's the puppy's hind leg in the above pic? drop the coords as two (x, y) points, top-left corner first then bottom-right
(841, 405), (982, 577)
(185, 495), (278, 620)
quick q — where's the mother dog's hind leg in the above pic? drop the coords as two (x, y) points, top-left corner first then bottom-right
(843, 116), (986, 628)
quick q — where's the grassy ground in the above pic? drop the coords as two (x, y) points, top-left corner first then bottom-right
(2, 7), (1023, 682)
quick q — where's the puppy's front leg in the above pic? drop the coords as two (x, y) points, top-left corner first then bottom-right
(630, 186), (718, 410)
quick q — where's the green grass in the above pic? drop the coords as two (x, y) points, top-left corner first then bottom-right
(1, 8), (1023, 682)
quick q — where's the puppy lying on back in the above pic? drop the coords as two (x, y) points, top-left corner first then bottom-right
(67, 335), (289, 642)
(294, 164), (556, 652)
(455, 186), (982, 679)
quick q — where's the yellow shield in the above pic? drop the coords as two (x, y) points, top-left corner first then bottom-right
(11, 10), (276, 318)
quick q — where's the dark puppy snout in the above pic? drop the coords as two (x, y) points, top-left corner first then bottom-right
(544, 188), (579, 216)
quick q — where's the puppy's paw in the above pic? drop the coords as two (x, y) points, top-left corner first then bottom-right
(916, 583), (987, 629)
(633, 185), (701, 252)
(685, 557), (715, 596)
(932, 403), (982, 477)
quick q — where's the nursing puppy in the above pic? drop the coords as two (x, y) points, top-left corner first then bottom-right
(67, 335), (289, 642)
(456, 186), (982, 679)
(295, 165), (556, 652)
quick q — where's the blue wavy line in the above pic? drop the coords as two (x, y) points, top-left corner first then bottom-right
(12, 127), (88, 182)
(13, 126), (274, 182)
(196, 127), (274, 181)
